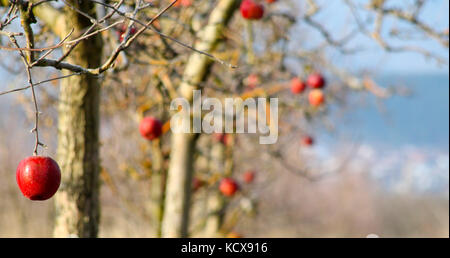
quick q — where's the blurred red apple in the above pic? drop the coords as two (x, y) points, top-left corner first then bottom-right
(301, 136), (314, 146)
(213, 133), (231, 146)
(308, 89), (325, 107)
(174, 0), (192, 7)
(139, 116), (163, 140)
(219, 178), (239, 197)
(266, 0), (277, 3)
(16, 156), (61, 201)
(307, 73), (326, 89)
(245, 73), (260, 89)
(290, 77), (306, 94)
(240, 0), (264, 20)
(243, 170), (255, 184)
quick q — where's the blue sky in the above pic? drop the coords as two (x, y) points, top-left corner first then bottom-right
(294, 0), (449, 74)
(354, 0), (448, 74)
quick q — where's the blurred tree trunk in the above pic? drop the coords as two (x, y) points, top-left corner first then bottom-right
(161, 0), (238, 238)
(52, 1), (103, 238)
(150, 139), (166, 238)
(202, 141), (226, 237)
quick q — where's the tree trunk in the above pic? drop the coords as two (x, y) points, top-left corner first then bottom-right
(53, 1), (103, 238)
(161, 0), (238, 238)
(202, 142), (226, 237)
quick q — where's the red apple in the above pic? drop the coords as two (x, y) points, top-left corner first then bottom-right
(139, 117), (163, 140)
(240, 0), (264, 20)
(219, 178), (239, 197)
(245, 73), (260, 89)
(16, 156), (61, 201)
(174, 0), (192, 7)
(308, 89), (325, 107)
(266, 0), (277, 3)
(243, 170), (255, 184)
(301, 136), (314, 146)
(213, 133), (231, 146)
(290, 77), (306, 94)
(307, 73), (326, 89)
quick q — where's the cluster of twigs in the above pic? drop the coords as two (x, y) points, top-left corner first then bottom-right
(0, 0), (234, 155)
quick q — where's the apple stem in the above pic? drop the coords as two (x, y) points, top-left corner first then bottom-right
(27, 66), (40, 156)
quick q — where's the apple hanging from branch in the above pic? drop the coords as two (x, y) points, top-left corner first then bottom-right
(307, 73), (326, 89)
(219, 178), (239, 197)
(308, 89), (325, 107)
(240, 0), (265, 20)
(139, 116), (163, 141)
(290, 77), (306, 94)
(243, 170), (256, 184)
(16, 156), (61, 201)
(301, 136), (314, 147)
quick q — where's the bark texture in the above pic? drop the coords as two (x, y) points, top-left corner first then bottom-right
(161, 0), (238, 238)
(53, 1), (103, 238)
